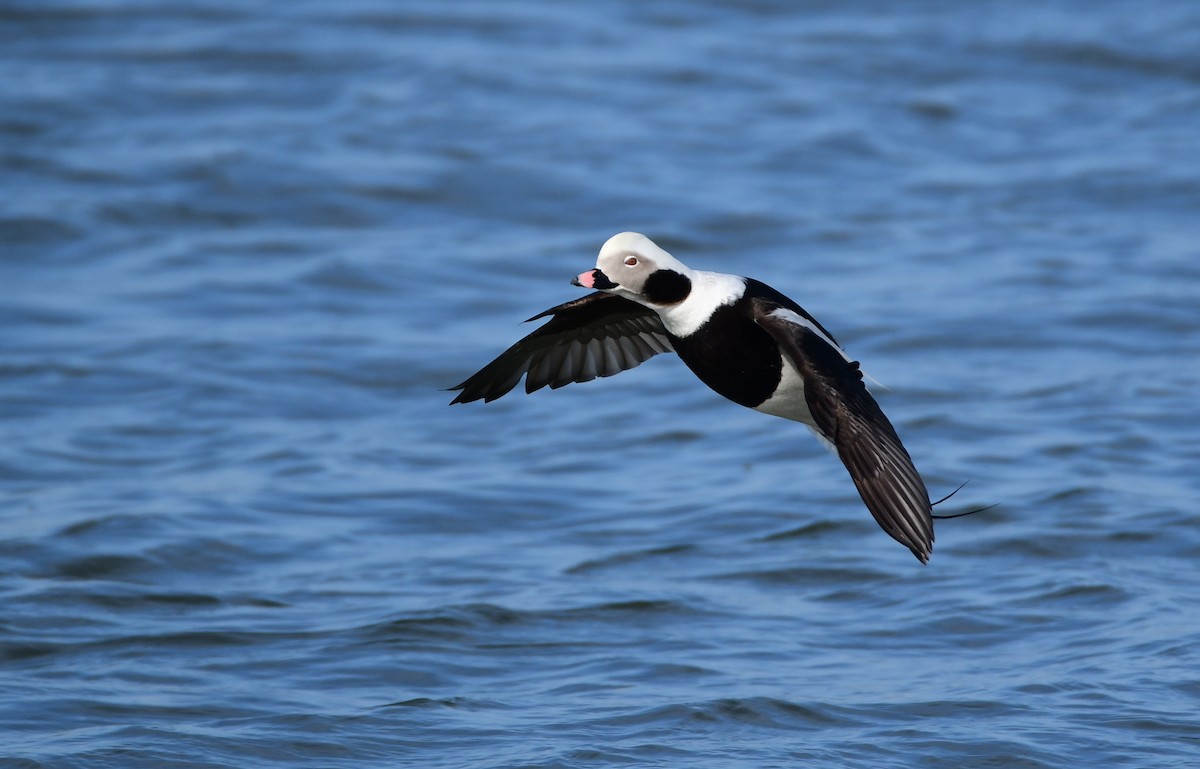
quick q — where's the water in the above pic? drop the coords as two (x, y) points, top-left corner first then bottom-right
(3, 1), (1199, 766)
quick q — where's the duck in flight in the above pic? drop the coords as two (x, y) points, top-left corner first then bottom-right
(451, 232), (939, 562)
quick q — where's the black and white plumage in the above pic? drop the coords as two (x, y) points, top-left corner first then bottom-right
(451, 232), (936, 563)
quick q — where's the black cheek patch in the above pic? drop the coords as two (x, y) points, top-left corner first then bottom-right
(642, 270), (691, 305)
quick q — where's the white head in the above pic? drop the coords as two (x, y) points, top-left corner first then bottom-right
(573, 232), (694, 307)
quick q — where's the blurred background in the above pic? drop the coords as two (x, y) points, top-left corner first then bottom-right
(2, 2), (1198, 767)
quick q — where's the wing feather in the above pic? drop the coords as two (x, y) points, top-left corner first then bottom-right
(450, 292), (674, 404)
(752, 299), (934, 563)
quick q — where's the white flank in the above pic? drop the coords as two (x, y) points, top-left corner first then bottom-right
(757, 308), (850, 434)
(754, 363), (821, 431)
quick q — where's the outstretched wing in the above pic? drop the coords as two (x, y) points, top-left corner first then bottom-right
(450, 292), (674, 404)
(752, 299), (935, 563)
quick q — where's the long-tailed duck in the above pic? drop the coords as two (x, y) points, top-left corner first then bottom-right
(451, 232), (938, 562)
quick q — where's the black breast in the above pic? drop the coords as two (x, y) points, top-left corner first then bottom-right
(668, 301), (782, 408)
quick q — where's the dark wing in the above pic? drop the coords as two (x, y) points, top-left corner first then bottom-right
(752, 299), (934, 563)
(450, 292), (674, 404)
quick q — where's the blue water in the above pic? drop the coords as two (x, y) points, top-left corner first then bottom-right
(3, 1), (1199, 766)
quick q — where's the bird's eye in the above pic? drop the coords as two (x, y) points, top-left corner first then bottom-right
(624, 256), (638, 267)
